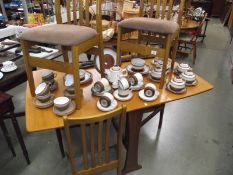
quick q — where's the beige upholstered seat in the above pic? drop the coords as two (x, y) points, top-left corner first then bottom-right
(20, 24), (97, 46)
(118, 17), (179, 34)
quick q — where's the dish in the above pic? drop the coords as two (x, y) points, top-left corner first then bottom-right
(126, 64), (150, 75)
(0, 72), (3, 79)
(139, 89), (159, 102)
(80, 71), (93, 85)
(64, 89), (75, 99)
(130, 81), (144, 91)
(186, 79), (198, 86)
(166, 83), (187, 94)
(1, 65), (17, 73)
(97, 99), (118, 112)
(33, 95), (54, 109)
(113, 90), (133, 101)
(91, 85), (112, 96)
(148, 74), (161, 82)
(53, 101), (76, 116)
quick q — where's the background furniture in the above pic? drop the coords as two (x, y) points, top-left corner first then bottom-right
(25, 60), (213, 173)
(0, 92), (30, 164)
(64, 105), (126, 175)
(191, 0), (213, 17)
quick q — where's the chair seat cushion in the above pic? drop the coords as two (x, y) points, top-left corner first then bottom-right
(118, 17), (179, 34)
(20, 24), (97, 46)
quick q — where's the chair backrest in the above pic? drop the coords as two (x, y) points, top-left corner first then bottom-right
(55, 0), (102, 34)
(139, 0), (185, 25)
(64, 105), (127, 175)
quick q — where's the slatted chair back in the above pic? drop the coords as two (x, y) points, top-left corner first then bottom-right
(139, 0), (185, 25)
(64, 105), (126, 175)
(55, 0), (103, 34)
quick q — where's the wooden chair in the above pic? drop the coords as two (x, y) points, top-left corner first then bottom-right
(117, 0), (185, 88)
(20, 0), (105, 109)
(63, 105), (126, 175)
(178, 13), (207, 64)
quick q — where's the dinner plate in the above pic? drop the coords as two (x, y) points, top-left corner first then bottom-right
(126, 64), (150, 75)
(113, 90), (133, 101)
(97, 99), (118, 112)
(139, 89), (159, 102)
(1, 65), (17, 73)
(0, 72), (3, 80)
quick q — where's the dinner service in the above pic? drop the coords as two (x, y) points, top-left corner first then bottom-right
(166, 76), (187, 94)
(144, 83), (156, 97)
(99, 92), (115, 108)
(53, 96), (70, 111)
(53, 100), (76, 116)
(131, 58), (145, 71)
(129, 73), (143, 86)
(93, 78), (110, 93)
(33, 95), (54, 109)
(181, 70), (197, 85)
(176, 63), (191, 73)
(35, 82), (50, 96)
(97, 95), (118, 112)
(139, 89), (159, 102)
(1, 61), (17, 72)
(113, 90), (133, 101)
(149, 66), (162, 81)
(105, 65), (127, 83)
(126, 64), (150, 75)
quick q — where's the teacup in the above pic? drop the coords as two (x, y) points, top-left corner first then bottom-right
(169, 76), (186, 91)
(36, 92), (51, 103)
(118, 88), (130, 97)
(177, 63), (191, 73)
(131, 58), (145, 71)
(42, 70), (57, 82)
(2, 61), (16, 70)
(129, 73), (143, 86)
(150, 66), (162, 80)
(118, 77), (130, 90)
(156, 60), (170, 70)
(181, 70), (196, 83)
(79, 69), (86, 81)
(35, 82), (50, 96)
(99, 92), (114, 108)
(93, 78), (110, 93)
(144, 83), (156, 97)
(54, 97), (70, 111)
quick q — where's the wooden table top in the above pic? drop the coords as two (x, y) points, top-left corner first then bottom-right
(181, 19), (199, 30)
(26, 59), (213, 132)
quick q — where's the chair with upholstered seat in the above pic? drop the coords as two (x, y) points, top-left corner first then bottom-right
(63, 105), (126, 175)
(117, 0), (185, 88)
(20, 0), (104, 109)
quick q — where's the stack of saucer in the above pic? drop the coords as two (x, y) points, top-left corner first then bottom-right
(33, 82), (54, 108)
(166, 76), (186, 94)
(91, 78), (112, 96)
(139, 83), (159, 101)
(53, 97), (75, 116)
(42, 70), (58, 91)
(113, 77), (133, 101)
(181, 70), (198, 86)
(126, 58), (150, 75)
(97, 92), (118, 112)
(149, 66), (162, 82)
(129, 73), (144, 90)
(1, 61), (17, 73)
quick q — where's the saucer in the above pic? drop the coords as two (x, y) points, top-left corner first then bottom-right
(50, 81), (58, 91)
(113, 90), (133, 101)
(126, 64), (150, 75)
(91, 85), (112, 96)
(33, 95), (54, 109)
(186, 79), (198, 86)
(148, 74), (161, 82)
(1, 65), (17, 73)
(130, 81), (144, 91)
(64, 89), (75, 99)
(151, 59), (171, 69)
(166, 83), (187, 94)
(0, 72), (3, 80)
(139, 89), (159, 102)
(80, 71), (92, 85)
(97, 99), (118, 112)
(53, 101), (76, 116)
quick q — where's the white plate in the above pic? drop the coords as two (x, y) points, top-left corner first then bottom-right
(130, 81), (144, 91)
(126, 64), (150, 75)
(113, 90), (133, 101)
(1, 65), (17, 73)
(139, 89), (159, 102)
(0, 72), (3, 79)
(97, 99), (118, 112)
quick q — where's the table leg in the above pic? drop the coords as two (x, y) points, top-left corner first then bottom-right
(0, 118), (16, 157)
(122, 110), (143, 174)
(55, 128), (65, 158)
(10, 112), (30, 164)
(158, 104), (165, 129)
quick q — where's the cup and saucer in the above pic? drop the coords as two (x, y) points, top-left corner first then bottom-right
(91, 78), (112, 96)
(166, 76), (187, 94)
(42, 70), (58, 91)
(181, 70), (198, 86)
(139, 83), (159, 102)
(97, 92), (118, 112)
(126, 58), (150, 75)
(129, 73), (144, 91)
(33, 82), (54, 108)
(1, 61), (17, 73)
(64, 69), (92, 86)
(113, 77), (133, 101)
(53, 97), (76, 116)
(151, 58), (171, 71)
(174, 63), (192, 75)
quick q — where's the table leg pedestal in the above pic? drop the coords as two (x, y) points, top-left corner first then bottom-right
(122, 110), (143, 174)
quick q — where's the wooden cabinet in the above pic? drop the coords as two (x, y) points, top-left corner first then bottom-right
(212, 0), (226, 17)
(191, 0), (213, 17)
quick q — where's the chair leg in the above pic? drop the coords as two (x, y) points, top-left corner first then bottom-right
(10, 112), (30, 164)
(71, 46), (81, 109)
(0, 118), (16, 157)
(171, 36), (179, 71)
(61, 46), (69, 63)
(55, 128), (65, 158)
(117, 27), (122, 66)
(98, 35), (105, 77)
(158, 104), (165, 130)
(193, 43), (197, 64)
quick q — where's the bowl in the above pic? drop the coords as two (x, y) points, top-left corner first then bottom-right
(54, 97), (70, 111)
